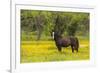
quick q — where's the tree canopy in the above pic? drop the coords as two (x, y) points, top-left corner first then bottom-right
(21, 10), (89, 40)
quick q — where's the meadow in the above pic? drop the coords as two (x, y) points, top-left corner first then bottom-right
(20, 10), (90, 63)
(20, 36), (89, 63)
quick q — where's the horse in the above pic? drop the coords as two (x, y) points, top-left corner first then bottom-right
(51, 31), (79, 53)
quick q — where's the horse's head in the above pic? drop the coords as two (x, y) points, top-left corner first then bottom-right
(51, 31), (62, 40)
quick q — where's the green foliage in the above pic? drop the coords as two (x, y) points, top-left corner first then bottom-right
(21, 10), (89, 39)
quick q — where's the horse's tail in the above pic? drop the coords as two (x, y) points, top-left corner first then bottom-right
(70, 36), (79, 51)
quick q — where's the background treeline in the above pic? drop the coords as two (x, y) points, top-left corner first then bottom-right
(21, 10), (89, 41)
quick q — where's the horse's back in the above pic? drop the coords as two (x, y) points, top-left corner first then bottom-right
(56, 37), (71, 47)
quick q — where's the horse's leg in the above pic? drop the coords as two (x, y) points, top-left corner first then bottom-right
(76, 47), (78, 52)
(74, 45), (78, 52)
(71, 45), (74, 53)
(57, 46), (62, 52)
(75, 39), (79, 52)
(72, 45), (78, 53)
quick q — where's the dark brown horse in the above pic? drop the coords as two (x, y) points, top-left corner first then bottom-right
(51, 31), (79, 53)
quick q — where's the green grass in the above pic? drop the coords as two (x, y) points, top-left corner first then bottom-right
(20, 38), (89, 63)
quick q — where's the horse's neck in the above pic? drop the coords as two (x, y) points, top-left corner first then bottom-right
(54, 36), (61, 41)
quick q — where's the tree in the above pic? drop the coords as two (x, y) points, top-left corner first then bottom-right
(53, 13), (68, 36)
(67, 20), (78, 36)
(21, 10), (90, 41)
(34, 12), (45, 40)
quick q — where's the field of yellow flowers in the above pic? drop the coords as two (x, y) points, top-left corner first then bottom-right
(20, 38), (89, 63)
